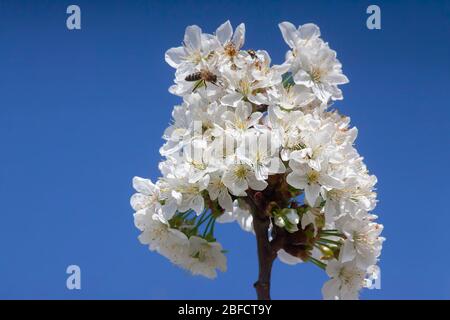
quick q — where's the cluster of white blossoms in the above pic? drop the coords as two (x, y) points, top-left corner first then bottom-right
(131, 21), (385, 299)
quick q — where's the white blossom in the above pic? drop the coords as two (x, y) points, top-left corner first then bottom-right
(185, 236), (227, 279)
(130, 177), (161, 214)
(287, 161), (343, 206)
(279, 22), (349, 103)
(131, 21), (383, 298)
(338, 217), (385, 269)
(322, 260), (366, 300)
(222, 162), (267, 196)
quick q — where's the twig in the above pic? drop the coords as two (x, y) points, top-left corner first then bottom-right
(246, 192), (278, 300)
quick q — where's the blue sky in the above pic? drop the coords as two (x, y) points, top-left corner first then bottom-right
(0, 0), (449, 299)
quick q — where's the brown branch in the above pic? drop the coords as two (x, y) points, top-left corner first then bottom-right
(252, 211), (275, 300)
(246, 192), (279, 300)
(243, 177), (309, 299)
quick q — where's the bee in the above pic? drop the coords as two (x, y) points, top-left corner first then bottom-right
(247, 49), (257, 59)
(185, 69), (218, 92)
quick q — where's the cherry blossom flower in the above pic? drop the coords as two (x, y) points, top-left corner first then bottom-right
(131, 21), (383, 300)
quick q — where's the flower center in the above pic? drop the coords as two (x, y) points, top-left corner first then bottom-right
(310, 68), (322, 83)
(307, 170), (320, 184)
(192, 161), (206, 170)
(239, 79), (251, 96)
(224, 42), (237, 57)
(235, 118), (247, 130)
(234, 165), (248, 179)
(188, 51), (202, 64)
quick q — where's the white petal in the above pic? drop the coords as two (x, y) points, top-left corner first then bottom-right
(216, 210), (236, 223)
(305, 183), (321, 206)
(339, 241), (356, 263)
(277, 249), (303, 265)
(221, 92), (243, 107)
(231, 178), (249, 196)
(294, 69), (313, 87)
(308, 159), (322, 172)
(268, 157), (286, 174)
(132, 176), (154, 195)
(254, 165), (268, 182)
(164, 47), (186, 68)
(319, 174), (344, 189)
(322, 279), (341, 300)
(191, 195), (204, 215)
(286, 172), (308, 190)
(162, 200), (177, 220)
(171, 190), (182, 205)
(247, 115), (262, 130)
(216, 20), (233, 45)
(207, 185), (220, 201)
(236, 211), (253, 233)
(247, 174), (268, 191)
(138, 231), (153, 246)
(232, 23), (246, 49)
(130, 193), (148, 211)
(278, 21), (298, 48)
(184, 25), (202, 51)
(198, 174), (210, 191)
(301, 211), (315, 230)
(325, 260), (342, 277)
(324, 73), (349, 85)
(221, 169), (235, 185)
(218, 190), (233, 212)
(298, 23), (320, 40)
(248, 93), (268, 105)
(235, 101), (252, 119)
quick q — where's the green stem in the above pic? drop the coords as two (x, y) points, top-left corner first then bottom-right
(317, 238), (342, 246)
(179, 211), (192, 219)
(210, 218), (216, 235)
(309, 257), (326, 270)
(202, 215), (214, 237)
(320, 231), (345, 237)
(195, 212), (212, 229)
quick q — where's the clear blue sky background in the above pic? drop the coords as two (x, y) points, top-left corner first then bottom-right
(0, 0), (449, 299)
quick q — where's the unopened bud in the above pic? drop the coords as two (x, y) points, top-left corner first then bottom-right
(274, 216), (285, 228)
(317, 245), (334, 260)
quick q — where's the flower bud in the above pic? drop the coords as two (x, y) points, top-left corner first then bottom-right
(317, 245), (334, 260)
